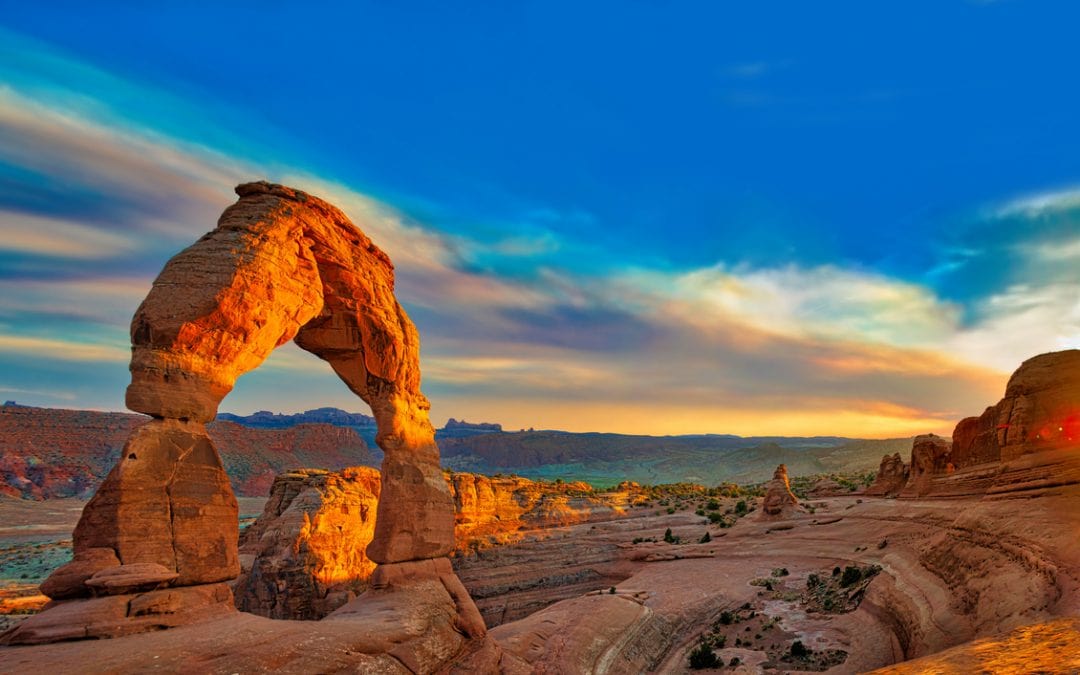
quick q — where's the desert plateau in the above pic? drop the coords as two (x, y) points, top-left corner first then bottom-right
(2, 4), (1079, 673)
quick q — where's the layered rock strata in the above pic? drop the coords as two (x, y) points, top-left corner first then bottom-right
(6, 182), (490, 669)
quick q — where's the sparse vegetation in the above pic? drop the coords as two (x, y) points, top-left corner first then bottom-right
(687, 639), (720, 669)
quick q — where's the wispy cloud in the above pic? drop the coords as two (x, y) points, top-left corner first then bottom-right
(0, 335), (129, 362)
(0, 28), (1072, 438)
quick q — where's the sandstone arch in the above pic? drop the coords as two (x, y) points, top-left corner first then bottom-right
(20, 183), (484, 654)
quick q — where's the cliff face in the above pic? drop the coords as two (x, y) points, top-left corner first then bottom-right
(874, 350), (1080, 499)
(0, 405), (376, 499)
(233, 469), (651, 619)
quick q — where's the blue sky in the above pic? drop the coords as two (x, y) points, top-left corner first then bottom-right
(0, 2), (1077, 436)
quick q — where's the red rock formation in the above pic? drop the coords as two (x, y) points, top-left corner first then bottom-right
(0, 404), (374, 500)
(898, 350), (1080, 499)
(8, 183), (491, 668)
(233, 468), (651, 619)
(865, 452), (910, 497)
(759, 464), (800, 519)
(952, 350), (1080, 466)
(234, 467), (381, 620)
(900, 434), (952, 497)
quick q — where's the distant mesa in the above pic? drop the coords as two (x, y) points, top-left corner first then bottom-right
(443, 418), (502, 432)
(217, 407), (377, 429)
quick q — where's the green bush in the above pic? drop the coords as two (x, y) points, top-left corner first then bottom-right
(735, 500), (749, 515)
(700, 532), (711, 543)
(840, 566), (862, 587)
(790, 640), (809, 657)
(687, 640), (719, 669)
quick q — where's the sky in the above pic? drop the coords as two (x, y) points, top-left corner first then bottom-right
(0, 2), (1077, 438)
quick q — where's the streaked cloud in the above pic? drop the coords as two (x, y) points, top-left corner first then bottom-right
(0, 335), (129, 362)
(0, 27), (1074, 440)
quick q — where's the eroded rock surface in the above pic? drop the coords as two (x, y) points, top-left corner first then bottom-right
(6, 183), (488, 669)
(233, 467), (651, 619)
(865, 452), (909, 497)
(760, 464), (800, 519)
(891, 350), (1080, 499)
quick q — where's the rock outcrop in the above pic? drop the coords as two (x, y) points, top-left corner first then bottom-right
(900, 434), (952, 497)
(5, 182), (493, 670)
(893, 350), (1080, 500)
(952, 350), (1080, 466)
(759, 464), (800, 519)
(865, 452), (909, 497)
(233, 467), (651, 619)
(234, 467), (381, 620)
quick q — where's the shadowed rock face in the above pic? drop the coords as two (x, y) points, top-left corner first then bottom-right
(10, 183), (482, 662)
(865, 453), (909, 497)
(952, 349), (1080, 466)
(883, 350), (1080, 500)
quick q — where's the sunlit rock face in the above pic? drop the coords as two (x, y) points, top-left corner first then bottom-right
(234, 468), (381, 620)
(865, 452), (909, 497)
(233, 468), (652, 620)
(759, 464), (800, 519)
(10, 183), (476, 657)
(124, 181), (453, 563)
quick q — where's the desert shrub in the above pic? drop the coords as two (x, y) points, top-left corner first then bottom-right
(729, 657), (741, 666)
(695, 508), (705, 516)
(832, 566), (841, 577)
(807, 573), (821, 588)
(666, 507), (676, 514)
(719, 610), (735, 625)
(706, 499), (721, 510)
(688, 640), (719, 669)
(791, 640), (809, 657)
(663, 528), (676, 543)
(840, 566), (862, 587)
(735, 500), (749, 515)
(772, 567), (789, 577)
(700, 532), (711, 543)
(609, 586), (616, 594)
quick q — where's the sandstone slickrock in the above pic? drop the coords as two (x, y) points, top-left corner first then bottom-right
(234, 467), (381, 620)
(760, 464), (800, 519)
(233, 467), (651, 620)
(8, 182), (490, 669)
(865, 453), (909, 497)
